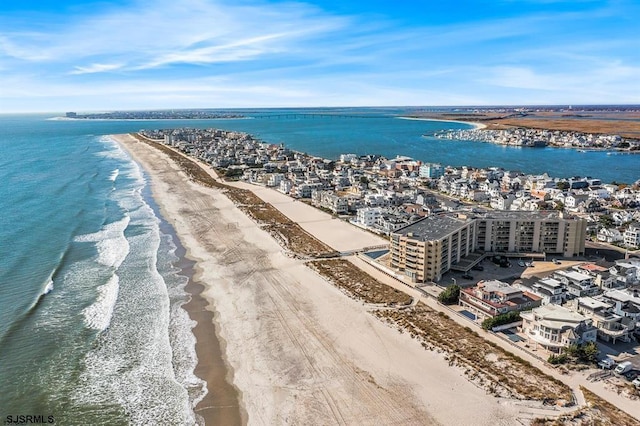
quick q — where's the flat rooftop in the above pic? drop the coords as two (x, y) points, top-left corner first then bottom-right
(475, 210), (571, 221)
(394, 215), (471, 241)
(479, 279), (521, 296)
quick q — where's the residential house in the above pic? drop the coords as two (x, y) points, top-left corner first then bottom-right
(520, 304), (597, 353)
(515, 277), (565, 305)
(597, 227), (624, 244)
(570, 297), (632, 343)
(459, 280), (542, 320)
(624, 223), (640, 249)
(554, 270), (599, 298)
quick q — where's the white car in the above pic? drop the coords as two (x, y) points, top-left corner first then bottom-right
(598, 358), (616, 369)
(632, 377), (640, 388)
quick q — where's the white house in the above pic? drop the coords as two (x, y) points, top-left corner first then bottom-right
(520, 304), (597, 352)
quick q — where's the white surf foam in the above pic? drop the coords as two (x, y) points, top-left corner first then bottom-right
(74, 215), (130, 243)
(108, 168), (119, 182)
(75, 215), (131, 268)
(97, 136), (131, 161)
(43, 279), (54, 295)
(83, 275), (119, 331)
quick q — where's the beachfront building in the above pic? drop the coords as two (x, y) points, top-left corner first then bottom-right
(624, 223), (640, 249)
(569, 296), (633, 344)
(311, 190), (348, 215)
(389, 211), (587, 282)
(354, 207), (383, 227)
(520, 305), (597, 352)
(459, 280), (542, 320)
(390, 215), (475, 282)
(474, 211), (586, 257)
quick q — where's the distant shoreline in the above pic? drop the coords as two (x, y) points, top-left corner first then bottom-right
(397, 116), (488, 129)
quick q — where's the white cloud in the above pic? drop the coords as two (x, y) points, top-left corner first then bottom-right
(70, 63), (125, 75)
(0, 0), (638, 110)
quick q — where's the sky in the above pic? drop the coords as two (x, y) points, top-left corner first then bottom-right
(1, 0), (639, 112)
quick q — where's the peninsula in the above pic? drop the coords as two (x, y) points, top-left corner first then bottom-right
(112, 126), (640, 425)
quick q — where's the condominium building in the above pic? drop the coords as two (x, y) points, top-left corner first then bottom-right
(355, 207), (382, 227)
(418, 163), (444, 179)
(389, 211), (586, 282)
(390, 215), (475, 282)
(311, 190), (348, 214)
(475, 211), (586, 257)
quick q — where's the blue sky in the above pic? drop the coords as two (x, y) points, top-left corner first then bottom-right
(1, 0), (639, 112)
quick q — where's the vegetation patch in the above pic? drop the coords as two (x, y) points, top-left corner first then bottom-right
(307, 259), (412, 305)
(547, 342), (599, 366)
(376, 304), (572, 403)
(266, 224), (338, 258)
(481, 310), (521, 330)
(532, 387), (639, 426)
(437, 284), (460, 304)
(240, 204), (291, 225)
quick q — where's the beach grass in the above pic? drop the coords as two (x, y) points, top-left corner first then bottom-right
(307, 255), (572, 403)
(307, 259), (413, 305)
(531, 387), (639, 426)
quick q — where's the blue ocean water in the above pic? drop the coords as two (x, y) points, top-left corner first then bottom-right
(0, 110), (637, 423)
(0, 115), (204, 424)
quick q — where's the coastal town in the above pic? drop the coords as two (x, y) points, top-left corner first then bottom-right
(139, 126), (640, 242)
(136, 126), (640, 424)
(434, 127), (640, 150)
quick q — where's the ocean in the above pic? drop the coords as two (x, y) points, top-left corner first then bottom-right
(0, 110), (637, 424)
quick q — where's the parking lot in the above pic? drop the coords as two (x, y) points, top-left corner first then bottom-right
(444, 257), (588, 287)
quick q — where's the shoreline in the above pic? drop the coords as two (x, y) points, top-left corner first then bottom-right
(397, 115), (488, 129)
(109, 133), (531, 425)
(113, 134), (244, 426)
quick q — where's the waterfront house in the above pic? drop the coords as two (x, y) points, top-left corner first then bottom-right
(520, 304), (597, 353)
(624, 223), (640, 249)
(459, 280), (542, 320)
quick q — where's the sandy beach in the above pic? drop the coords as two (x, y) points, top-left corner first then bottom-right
(112, 133), (524, 425)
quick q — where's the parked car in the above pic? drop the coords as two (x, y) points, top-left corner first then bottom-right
(518, 260), (525, 267)
(632, 377), (640, 388)
(526, 261), (534, 267)
(624, 370), (639, 381)
(598, 358), (616, 369)
(552, 259), (562, 265)
(472, 264), (484, 271)
(615, 361), (633, 375)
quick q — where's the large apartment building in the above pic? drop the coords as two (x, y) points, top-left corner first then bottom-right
(390, 211), (586, 283)
(390, 215), (475, 282)
(475, 211), (586, 256)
